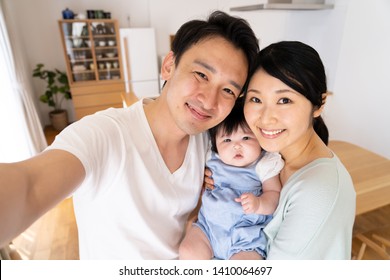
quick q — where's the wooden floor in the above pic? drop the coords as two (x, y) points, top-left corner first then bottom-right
(10, 199), (390, 260)
(12, 198), (79, 260)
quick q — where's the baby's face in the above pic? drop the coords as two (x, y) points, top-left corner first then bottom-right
(216, 126), (262, 167)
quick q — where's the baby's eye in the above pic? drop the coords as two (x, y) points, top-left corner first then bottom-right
(278, 97), (291, 104)
(223, 139), (231, 143)
(242, 136), (250, 141)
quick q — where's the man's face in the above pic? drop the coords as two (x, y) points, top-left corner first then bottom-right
(161, 37), (248, 135)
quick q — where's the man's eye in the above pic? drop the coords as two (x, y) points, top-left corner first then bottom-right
(223, 88), (236, 97)
(195, 71), (207, 80)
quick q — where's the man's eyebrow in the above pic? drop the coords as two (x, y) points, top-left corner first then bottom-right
(194, 59), (216, 73)
(194, 59), (242, 91)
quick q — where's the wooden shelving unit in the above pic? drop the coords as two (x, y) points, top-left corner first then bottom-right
(58, 19), (125, 120)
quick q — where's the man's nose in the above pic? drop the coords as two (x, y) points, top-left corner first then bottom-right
(200, 86), (218, 110)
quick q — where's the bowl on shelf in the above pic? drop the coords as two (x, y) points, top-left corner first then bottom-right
(73, 65), (86, 71)
(85, 40), (92, 48)
(105, 52), (115, 58)
(108, 40), (115, 46)
(98, 41), (106, 47)
(73, 39), (83, 48)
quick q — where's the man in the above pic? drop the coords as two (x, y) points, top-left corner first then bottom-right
(0, 11), (258, 259)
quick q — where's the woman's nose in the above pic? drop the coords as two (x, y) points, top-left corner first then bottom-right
(258, 106), (276, 125)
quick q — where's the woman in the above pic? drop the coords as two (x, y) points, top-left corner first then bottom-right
(242, 41), (356, 259)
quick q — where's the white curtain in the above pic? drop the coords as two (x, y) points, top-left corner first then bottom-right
(0, 2), (47, 162)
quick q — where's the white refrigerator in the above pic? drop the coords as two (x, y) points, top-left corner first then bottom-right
(119, 28), (160, 99)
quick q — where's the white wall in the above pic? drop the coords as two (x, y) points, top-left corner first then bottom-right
(326, 0), (390, 159)
(3, 0), (390, 159)
(149, 0), (229, 57)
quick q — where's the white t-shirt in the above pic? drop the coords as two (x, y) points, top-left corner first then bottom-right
(47, 99), (209, 259)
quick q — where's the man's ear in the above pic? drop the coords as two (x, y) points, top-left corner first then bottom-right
(161, 51), (175, 80)
(313, 92), (328, 118)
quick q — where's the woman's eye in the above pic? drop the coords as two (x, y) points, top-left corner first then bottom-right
(278, 97), (291, 104)
(249, 97), (261, 103)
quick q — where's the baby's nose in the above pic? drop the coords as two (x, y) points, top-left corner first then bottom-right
(233, 143), (242, 150)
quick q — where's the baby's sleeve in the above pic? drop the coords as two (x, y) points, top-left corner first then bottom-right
(256, 152), (284, 183)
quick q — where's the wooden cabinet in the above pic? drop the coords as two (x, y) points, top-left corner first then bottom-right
(58, 19), (125, 120)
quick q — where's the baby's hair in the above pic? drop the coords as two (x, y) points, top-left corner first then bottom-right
(209, 98), (250, 153)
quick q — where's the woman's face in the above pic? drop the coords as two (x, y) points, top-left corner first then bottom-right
(244, 69), (321, 155)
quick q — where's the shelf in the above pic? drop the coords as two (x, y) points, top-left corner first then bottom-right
(59, 19), (123, 84)
(59, 19), (126, 120)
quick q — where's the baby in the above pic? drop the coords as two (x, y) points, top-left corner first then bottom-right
(179, 101), (284, 260)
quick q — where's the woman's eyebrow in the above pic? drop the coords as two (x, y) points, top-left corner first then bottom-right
(247, 88), (297, 95)
(275, 89), (299, 95)
(247, 88), (261, 94)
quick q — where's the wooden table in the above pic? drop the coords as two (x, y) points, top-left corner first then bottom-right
(329, 140), (390, 215)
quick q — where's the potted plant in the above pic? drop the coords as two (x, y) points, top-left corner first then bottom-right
(32, 63), (72, 131)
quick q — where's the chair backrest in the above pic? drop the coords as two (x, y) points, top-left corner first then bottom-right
(354, 233), (390, 260)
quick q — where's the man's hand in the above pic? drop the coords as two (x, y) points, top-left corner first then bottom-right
(204, 168), (214, 190)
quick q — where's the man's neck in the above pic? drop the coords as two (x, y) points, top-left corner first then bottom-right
(143, 97), (190, 173)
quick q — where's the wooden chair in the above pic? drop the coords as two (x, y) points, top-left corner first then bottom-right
(0, 242), (22, 260)
(354, 233), (390, 260)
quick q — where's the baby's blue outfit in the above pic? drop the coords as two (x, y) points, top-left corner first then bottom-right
(195, 151), (283, 259)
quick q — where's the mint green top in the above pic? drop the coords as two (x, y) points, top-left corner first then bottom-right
(264, 154), (356, 259)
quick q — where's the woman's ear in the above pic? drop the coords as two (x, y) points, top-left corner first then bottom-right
(160, 51), (175, 80)
(313, 92), (327, 118)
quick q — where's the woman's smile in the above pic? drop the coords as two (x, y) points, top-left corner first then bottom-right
(260, 129), (285, 138)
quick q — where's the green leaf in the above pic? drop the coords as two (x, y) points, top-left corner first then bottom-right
(32, 63), (71, 110)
